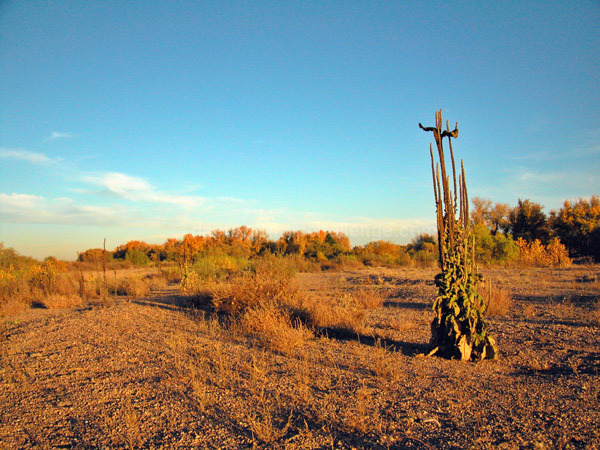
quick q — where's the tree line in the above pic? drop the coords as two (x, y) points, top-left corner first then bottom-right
(471, 195), (600, 263)
(75, 195), (599, 267)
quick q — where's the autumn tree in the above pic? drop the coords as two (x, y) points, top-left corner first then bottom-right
(304, 231), (350, 260)
(277, 231), (308, 256)
(549, 196), (600, 261)
(113, 240), (152, 260)
(78, 248), (112, 263)
(355, 240), (410, 266)
(472, 197), (510, 235)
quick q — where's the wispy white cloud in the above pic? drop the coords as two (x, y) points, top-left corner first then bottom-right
(83, 172), (207, 207)
(0, 192), (125, 226)
(47, 131), (74, 141)
(0, 189), (435, 246)
(0, 193), (44, 210)
(0, 147), (54, 164)
(515, 169), (568, 184)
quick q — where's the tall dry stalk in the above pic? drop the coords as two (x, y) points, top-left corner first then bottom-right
(419, 110), (497, 360)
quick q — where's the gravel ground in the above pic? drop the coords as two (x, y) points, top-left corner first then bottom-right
(1, 266), (599, 449)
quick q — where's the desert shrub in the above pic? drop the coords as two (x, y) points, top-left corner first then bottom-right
(144, 273), (167, 291)
(295, 293), (367, 336)
(591, 301), (600, 327)
(117, 277), (151, 298)
(191, 254), (250, 282)
(211, 268), (298, 316)
(516, 238), (572, 267)
(207, 256), (312, 352)
(546, 238), (573, 267)
(356, 245), (411, 267)
(39, 293), (83, 309)
(81, 275), (104, 299)
(52, 274), (79, 296)
(161, 267), (182, 283)
(410, 249), (438, 267)
(0, 253), (85, 316)
(0, 271), (32, 317)
(349, 287), (385, 310)
(334, 254), (364, 269)
(288, 286), (384, 336)
(278, 254), (321, 273)
(239, 303), (313, 354)
(29, 259), (68, 295)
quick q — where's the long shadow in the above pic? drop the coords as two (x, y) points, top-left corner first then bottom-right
(512, 352), (600, 378)
(383, 300), (430, 311)
(513, 293), (599, 305)
(131, 286), (216, 315)
(315, 326), (430, 357)
(135, 286), (432, 356)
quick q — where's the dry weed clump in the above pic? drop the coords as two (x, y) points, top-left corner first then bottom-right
(370, 339), (403, 382)
(240, 303), (313, 354)
(39, 293), (83, 309)
(209, 258), (314, 353)
(161, 267), (182, 284)
(1, 260), (85, 315)
(294, 292), (368, 336)
(211, 271), (298, 316)
(120, 278), (150, 298)
(107, 274), (163, 298)
(211, 257), (300, 315)
(483, 282), (513, 317)
(349, 286), (385, 309)
(245, 388), (294, 445)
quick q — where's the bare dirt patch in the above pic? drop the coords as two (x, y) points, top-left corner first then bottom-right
(2, 266), (600, 449)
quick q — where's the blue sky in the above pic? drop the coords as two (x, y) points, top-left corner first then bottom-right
(1, 1), (599, 259)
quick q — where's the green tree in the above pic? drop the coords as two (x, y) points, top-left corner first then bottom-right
(509, 199), (549, 243)
(125, 249), (150, 266)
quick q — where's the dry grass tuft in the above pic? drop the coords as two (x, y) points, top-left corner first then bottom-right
(246, 392), (293, 445)
(371, 339), (402, 382)
(290, 287), (382, 336)
(484, 286), (513, 317)
(291, 294), (362, 335)
(240, 304), (313, 355)
(349, 286), (385, 309)
(114, 277), (151, 298)
(39, 293), (83, 309)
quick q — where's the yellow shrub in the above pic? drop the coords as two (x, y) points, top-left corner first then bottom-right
(516, 238), (571, 267)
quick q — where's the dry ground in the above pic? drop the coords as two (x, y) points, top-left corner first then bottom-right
(1, 266), (600, 449)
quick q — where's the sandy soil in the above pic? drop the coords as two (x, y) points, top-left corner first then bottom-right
(1, 266), (599, 449)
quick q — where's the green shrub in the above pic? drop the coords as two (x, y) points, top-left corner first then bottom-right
(473, 224), (519, 265)
(125, 249), (150, 266)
